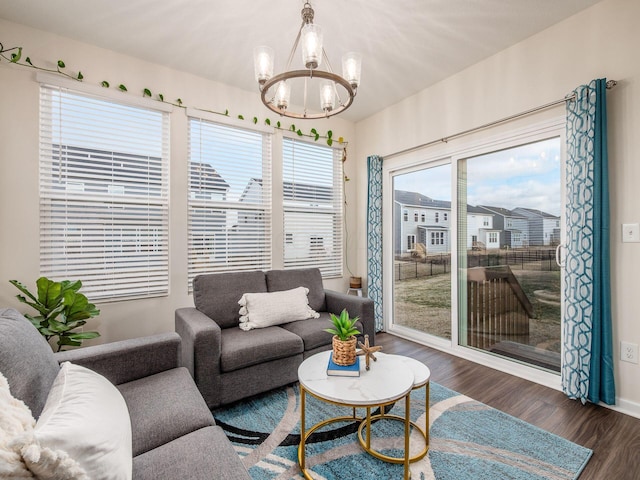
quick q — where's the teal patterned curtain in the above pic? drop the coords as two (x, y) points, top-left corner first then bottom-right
(563, 78), (615, 405)
(366, 155), (384, 332)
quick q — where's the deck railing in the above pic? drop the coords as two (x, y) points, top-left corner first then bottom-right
(466, 266), (533, 350)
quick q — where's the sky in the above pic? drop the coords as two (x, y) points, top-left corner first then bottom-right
(393, 137), (561, 216)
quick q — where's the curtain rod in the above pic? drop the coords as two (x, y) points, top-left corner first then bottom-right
(383, 80), (618, 160)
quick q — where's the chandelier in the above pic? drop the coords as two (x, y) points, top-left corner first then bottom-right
(253, 1), (362, 119)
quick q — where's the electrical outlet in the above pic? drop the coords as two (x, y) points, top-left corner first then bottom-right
(620, 341), (639, 364)
(622, 223), (640, 243)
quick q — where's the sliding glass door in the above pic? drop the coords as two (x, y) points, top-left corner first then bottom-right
(388, 133), (564, 373)
(457, 137), (563, 372)
(392, 163), (452, 340)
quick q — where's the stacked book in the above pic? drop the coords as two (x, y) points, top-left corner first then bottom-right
(326, 355), (360, 377)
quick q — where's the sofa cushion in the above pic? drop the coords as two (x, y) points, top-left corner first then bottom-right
(24, 362), (132, 480)
(220, 326), (303, 372)
(132, 426), (250, 480)
(279, 312), (333, 351)
(238, 286), (319, 331)
(194, 271), (267, 329)
(0, 308), (60, 418)
(117, 367), (215, 457)
(280, 312), (366, 351)
(265, 268), (326, 312)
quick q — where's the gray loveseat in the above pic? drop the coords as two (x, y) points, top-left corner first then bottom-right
(0, 308), (250, 480)
(176, 268), (375, 408)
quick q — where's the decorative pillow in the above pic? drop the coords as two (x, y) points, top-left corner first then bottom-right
(238, 286), (320, 331)
(0, 370), (36, 478)
(23, 362), (132, 480)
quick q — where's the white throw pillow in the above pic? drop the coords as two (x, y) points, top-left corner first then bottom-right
(23, 362), (132, 480)
(238, 286), (320, 331)
(0, 370), (36, 478)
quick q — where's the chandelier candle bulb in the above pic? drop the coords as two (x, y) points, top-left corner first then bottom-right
(253, 46), (274, 85)
(275, 81), (291, 110)
(342, 52), (362, 89)
(301, 23), (323, 69)
(320, 82), (336, 112)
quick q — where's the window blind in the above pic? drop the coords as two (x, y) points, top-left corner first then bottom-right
(282, 138), (343, 277)
(188, 117), (272, 289)
(39, 85), (170, 301)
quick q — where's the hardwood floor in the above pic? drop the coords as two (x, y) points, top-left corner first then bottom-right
(377, 333), (640, 479)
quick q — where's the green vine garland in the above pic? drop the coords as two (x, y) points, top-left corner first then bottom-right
(0, 42), (346, 147)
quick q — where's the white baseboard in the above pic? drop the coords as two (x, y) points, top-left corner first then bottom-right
(604, 396), (640, 419)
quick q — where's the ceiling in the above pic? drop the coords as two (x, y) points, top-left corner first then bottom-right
(0, 0), (603, 122)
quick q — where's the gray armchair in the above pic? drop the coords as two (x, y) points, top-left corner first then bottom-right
(176, 268), (375, 409)
(0, 308), (249, 480)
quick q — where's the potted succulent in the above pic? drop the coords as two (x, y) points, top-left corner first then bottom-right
(9, 277), (100, 352)
(324, 309), (360, 366)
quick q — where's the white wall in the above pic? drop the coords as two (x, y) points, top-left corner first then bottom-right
(0, 19), (356, 344)
(354, 0), (640, 414)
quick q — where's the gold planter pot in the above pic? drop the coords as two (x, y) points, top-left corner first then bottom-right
(332, 335), (357, 366)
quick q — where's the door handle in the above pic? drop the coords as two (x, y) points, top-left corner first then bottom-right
(555, 244), (565, 268)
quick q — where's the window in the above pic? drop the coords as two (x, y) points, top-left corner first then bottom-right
(39, 84), (170, 301)
(414, 211), (419, 222)
(407, 235), (416, 250)
(421, 213), (426, 222)
(483, 216), (490, 226)
(403, 210), (408, 221)
(285, 233), (293, 244)
(488, 232), (498, 243)
(444, 213), (448, 221)
(430, 231), (444, 245)
(282, 138), (343, 277)
(435, 212), (439, 223)
(188, 115), (272, 287)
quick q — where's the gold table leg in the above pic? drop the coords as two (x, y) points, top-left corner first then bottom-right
(404, 392), (411, 479)
(356, 382), (430, 464)
(298, 385), (306, 472)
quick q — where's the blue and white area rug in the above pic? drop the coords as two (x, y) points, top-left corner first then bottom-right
(213, 382), (592, 480)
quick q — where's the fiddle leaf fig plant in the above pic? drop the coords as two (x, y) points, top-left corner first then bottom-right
(9, 277), (100, 352)
(324, 308), (360, 341)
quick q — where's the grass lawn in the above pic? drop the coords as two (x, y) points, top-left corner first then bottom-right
(392, 264), (561, 353)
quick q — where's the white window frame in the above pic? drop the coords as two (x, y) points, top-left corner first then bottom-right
(186, 109), (273, 288)
(38, 73), (171, 302)
(282, 135), (343, 278)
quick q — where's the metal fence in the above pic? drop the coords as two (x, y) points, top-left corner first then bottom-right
(395, 248), (559, 281)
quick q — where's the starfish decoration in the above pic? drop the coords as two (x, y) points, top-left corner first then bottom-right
(356, 334), (382, 371)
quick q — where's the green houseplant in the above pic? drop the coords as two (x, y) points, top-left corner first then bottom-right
(9, 277), (100, 352)
(324, 309), (360, 366)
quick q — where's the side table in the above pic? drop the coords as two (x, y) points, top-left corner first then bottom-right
(357, 353), (431, 463)
(297, 350), (414, 479)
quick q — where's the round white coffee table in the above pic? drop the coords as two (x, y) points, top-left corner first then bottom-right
(297, 350), (414, 480)
(357, 353), (431, 463)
